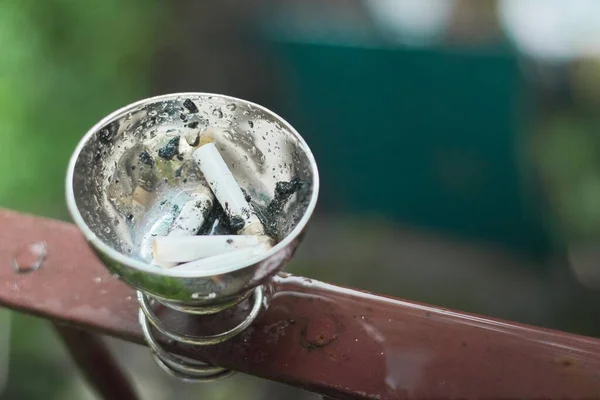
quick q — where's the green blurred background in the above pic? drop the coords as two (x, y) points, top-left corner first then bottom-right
(2, 0), (600, 398)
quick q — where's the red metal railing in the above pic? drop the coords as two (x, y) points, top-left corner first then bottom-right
(1, 209), (600, 399)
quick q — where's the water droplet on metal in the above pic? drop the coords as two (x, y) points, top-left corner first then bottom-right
(223, 130), (234, 140)
(226, 103), (236, 111)
(13, 242), (47, 274)
(248, 120), (254, 128)
(212, 108), (223, 118)
(148, 110), (158, 117)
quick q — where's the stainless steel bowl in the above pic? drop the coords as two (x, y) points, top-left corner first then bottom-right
(66, 93), (319, 305)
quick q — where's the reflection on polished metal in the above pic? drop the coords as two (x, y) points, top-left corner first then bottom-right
(154, 289), (252, 315)
(150, 353), (235, 383)
(138, 286), (263, 380)
(138, 286), (263, 345)
(65, 93), (319, 381)
(66, 92), (319, 303)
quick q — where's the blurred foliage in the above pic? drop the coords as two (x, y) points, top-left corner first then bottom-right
(533, 114), (600, 242)
(0, 0), (163, 218)
(3, 315), (74, 399)
(532, 59), (600, 244)
(0, 1), (600, 398)
(0, 1), (163, 398)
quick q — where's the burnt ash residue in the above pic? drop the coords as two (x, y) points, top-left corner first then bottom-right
(200, 200), (255, 236)
(183, 99), (199, 114)
(139, 150), (154, 166)
(229, 215), (245, 232)
(267, 177), (302, 215)
(201, 203), (237, 235)
(258, 176), (303, 237)
(241, 188), (252, 202)
(158, 136), (180, 160)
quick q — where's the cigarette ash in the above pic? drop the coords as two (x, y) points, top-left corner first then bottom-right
(258, 177), (303, 239)
(103, 112), (306, 267)
(158, 137), (180, 160)
(241, 188), (252, 203)
(183, 176), (302, 241)
(201, 202), (245, 236)
(183, 98), (199, 114)
(139, 150), (154, 166)
(267, 177), (303, 216)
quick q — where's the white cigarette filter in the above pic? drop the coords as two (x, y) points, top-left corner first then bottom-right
(139, 213), (175, 262)
(153, 235), (273, 263)
(170, 243), (271, 274)
(143, 186), (214, 268)
(167, 185), (214, 237)
(193, 142), (266, 236)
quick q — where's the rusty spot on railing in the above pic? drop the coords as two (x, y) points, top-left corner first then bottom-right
(301, 315), (340, 350)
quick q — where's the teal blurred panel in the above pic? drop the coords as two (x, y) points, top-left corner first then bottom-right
(267, 39), (549, 254)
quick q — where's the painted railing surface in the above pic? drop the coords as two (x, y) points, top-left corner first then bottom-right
(1, 209), (599, 399)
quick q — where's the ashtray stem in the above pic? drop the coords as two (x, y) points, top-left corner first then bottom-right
(137, 285), (263, 381)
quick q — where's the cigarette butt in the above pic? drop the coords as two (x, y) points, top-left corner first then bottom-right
(139, 213), (174, 263)
(153, 235), (273, 263)
(167, 186), (213, 237)
(239, 216), (267, 236)
(193, 142), (265, 235)
(170, 244), (270, 273)
(139, 185), (215, 268)
(151, 186), (214, 268)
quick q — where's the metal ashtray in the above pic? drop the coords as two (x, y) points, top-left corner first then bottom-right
(66, 93), (319, 380)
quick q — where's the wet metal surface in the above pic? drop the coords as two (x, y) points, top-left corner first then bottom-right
(1, 209), (600, 399)
(12, 241), (46, 274)
(66, 93), (319, 304)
